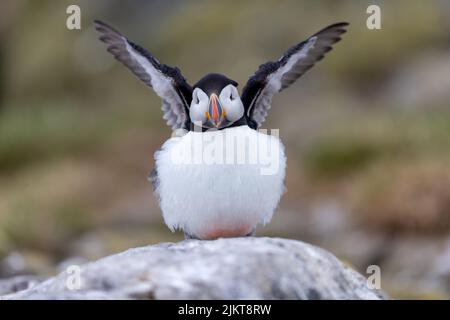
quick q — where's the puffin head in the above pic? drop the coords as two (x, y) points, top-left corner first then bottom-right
(190, 73), (244, 130)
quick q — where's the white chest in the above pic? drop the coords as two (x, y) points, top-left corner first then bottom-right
(153, 126), (286, 239)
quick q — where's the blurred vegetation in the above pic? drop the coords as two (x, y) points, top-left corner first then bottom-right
(305, 110), (450, 177)
(303, 109), (450, 235)
(1, 0), (450, 299)
(0, 104), (149, 171)
(351, 157), (450, 233)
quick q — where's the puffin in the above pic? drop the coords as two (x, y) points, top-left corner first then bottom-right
(95, 20), (349, 240)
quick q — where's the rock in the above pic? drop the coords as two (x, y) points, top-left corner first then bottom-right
(0, 275), (44, 296)
(1, 237), (387, 300)
(377, 235), (450, 298)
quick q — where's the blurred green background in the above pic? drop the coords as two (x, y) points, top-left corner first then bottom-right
(1, 0), (450, 299)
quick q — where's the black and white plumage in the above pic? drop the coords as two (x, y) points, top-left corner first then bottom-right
(94, 20), (192, 130)
(95, 20), (348, 240)
(241, 22), (349, 129)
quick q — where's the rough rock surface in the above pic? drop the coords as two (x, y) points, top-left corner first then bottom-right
(1, 237), (387, 300)
(0, 275), (44, 296)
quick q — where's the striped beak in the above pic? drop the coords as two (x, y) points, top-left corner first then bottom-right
(206, 93), (225, 128)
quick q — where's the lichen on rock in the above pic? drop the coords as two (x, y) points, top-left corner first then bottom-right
(1, 237), (387, 300)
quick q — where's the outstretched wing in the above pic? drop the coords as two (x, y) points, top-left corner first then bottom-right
(241, 22), (349, 129)
(94, 20), (192, 130)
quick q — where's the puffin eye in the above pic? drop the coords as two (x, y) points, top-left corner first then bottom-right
(193, 91), (199, 104)
(218, 84), (244, 123)
(192, 88), (207, 105)
(189, 88), (209, 123)
(221, 84), (238, 102)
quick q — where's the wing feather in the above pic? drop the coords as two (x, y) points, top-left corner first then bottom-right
(242, 22), (349, 129)
(95, 20), (192, 130)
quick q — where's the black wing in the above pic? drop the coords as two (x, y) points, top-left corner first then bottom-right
(94, 20), (192, 130)
(241, 22), (349, 129)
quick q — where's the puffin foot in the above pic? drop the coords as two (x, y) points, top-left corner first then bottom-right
(245, 228), (256, 237)
(184, 232), (200, 240)
(184, 228), (256, 240)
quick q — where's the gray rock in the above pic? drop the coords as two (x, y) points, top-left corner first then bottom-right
(1, 237), (387, 300)
(0, 275), (44, 296)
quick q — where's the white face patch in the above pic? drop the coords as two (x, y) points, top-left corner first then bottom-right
(219, 84), (244, 123)
(189, 88), (209, 123)
(189, 85), (244, 128)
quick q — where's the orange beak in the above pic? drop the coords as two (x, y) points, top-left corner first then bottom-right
(207, 93), (225, 127)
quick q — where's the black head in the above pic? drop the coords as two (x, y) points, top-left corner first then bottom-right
(190, 73), (245, 130)
(193, 73), (238, 95)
